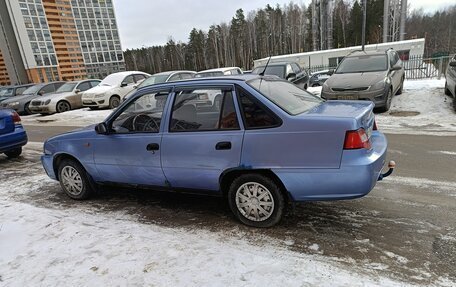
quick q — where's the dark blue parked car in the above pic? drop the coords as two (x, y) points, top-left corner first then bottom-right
(41, 75), (394, 227)
(0, 108), (27, 158)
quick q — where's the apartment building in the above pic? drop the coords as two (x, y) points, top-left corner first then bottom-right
(0, 0), (125, 85)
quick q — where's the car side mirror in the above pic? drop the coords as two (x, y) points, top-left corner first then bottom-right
(328, 69), (334, 75)
(286, 72), (297, 82)
(449, 61), (456, 67)
(38, 90), (44, 96)
(74, 89), (81, 94)
(391, 64), (402, 71)
(95, 122), (108, 134)
(120, 82), (128, 87)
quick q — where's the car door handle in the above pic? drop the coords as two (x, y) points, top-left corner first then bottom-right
(215, 141), (231, 150)
(146, 143), (159, 151)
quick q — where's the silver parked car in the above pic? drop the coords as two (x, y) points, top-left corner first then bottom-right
(1, 82), (65, 114)
(29, 79), (101, 114)
(321, 49), (405, 112)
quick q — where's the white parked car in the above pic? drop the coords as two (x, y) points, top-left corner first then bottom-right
(82, 71), (150, 109)
(195, 67), (243, 78)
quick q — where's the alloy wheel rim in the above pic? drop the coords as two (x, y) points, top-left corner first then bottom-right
(61, 166), (83, 195)
(58, 102), (69, 112)
(235, 182), (274, 222)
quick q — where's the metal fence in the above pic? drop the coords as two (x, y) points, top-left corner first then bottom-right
(306, 54), (454, 80)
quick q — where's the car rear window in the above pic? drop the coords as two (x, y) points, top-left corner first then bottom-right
(252, 66), (285, 78)
(247, 78), (323, 115)
(336, 55), (388, 73)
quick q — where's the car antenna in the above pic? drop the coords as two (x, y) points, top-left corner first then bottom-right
(259, 55), (272, 76)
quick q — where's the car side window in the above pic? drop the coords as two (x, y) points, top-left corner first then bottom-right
(170, 88), (239, 132)
(237, 88), (280, 129)
(286, 65), (293, 76)
(122, 75), (134, 85)
(111, 91), (169, 133)
(40, 84), (55, 94)
(389, 52), (396, 67)
(168, 74), (181, 82)
(180, 73), (194, 80)
(134, 74), (146, 83)
(90, 80), (100, 87)
(77, 82), (91, 91)
(291, 63), (301, 74)
(16, 87), (28, 95)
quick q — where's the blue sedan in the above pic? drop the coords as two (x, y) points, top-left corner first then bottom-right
(0, 108), (28, 158)
(41, 75), (394, 227)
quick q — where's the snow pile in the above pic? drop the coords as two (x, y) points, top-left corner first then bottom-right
(21, 108), (111, 127)
(376, 79), (456, 135)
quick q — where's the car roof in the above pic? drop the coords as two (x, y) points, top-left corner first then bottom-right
(154, 70), (196, 76)
(135, 74), (275, 93)
(197, 67), (241, 73)
(108, 71), (149, 77)
(255, 61), (297, 68)
(347, 50), (389, 57)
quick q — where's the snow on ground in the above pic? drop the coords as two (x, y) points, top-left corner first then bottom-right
(375, 79), (456, 135)
(0, 199), (410, 287)
(20, 79), (456, 135)
(0, 144), (415, 287)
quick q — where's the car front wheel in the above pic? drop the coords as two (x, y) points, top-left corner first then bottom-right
(228, 174), (285, 228)
(4, 147), (22, 158)
(444, 81), (451, 96)
(56, 100), (71, 113)
(58, 159), (94, 200)
(109, 96), (120, 109)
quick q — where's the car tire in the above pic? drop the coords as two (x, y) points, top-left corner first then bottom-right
(4, 147), (22, 158)
(24, 102), (31, 115)
(396, 78), (404, 95)
(56, 100), (71, 113)
(228, 173), (285, 228)
(89, 106), (99, 110)
(311, 83), (320, 87)
(58, 159), (94, 200)
(378, 89), (392, 113)
(304, 84), (308, 90)
(453, 95), (456, 112)
(108, 96), (120, 109)
(444, 81), (451, 96)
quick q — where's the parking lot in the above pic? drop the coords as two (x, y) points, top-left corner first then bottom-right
(1, 79), (456, 286)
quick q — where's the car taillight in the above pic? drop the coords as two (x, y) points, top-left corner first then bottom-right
(12, 111), (21, 124)
(373, 119), (378, 130)
(344, 128), (371, 149)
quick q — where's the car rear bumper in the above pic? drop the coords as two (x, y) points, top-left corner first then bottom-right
(273, 131), (388, 201)
(41, 154), (56, 180)
(0, 126), (28, 153)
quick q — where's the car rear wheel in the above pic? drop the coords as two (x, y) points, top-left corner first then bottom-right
(109, 96), (120, 109)
(58, 159), (94, 200)
(56, 100), (71, 113)
(453, 94), (456, 112)
(228, 174), (285, 228)
(4, 147), (22, 158)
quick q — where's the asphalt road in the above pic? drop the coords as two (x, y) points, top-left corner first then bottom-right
(12, 124), (456, 285)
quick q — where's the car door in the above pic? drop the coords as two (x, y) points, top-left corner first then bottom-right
(72, 81), (92, 107)
(161, 85), (243, 192)
(118, 75), (136, 97)
(92, 89), (170, 186)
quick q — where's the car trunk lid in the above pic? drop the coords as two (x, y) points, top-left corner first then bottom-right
(303, 100), (376, 137)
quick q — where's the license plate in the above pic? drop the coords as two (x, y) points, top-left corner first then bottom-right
(338, 95), (358, 100)
(83, 100), (92, 104)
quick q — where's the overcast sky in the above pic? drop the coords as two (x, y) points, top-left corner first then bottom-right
(113, 0), (455, 49)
